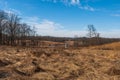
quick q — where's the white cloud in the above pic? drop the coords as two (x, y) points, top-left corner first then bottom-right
(6, 15), (120, 38)
(100, 30), (120, 38)
(35, 19), (63, 30)
(4, 8), (21, 15)
(42, 0), (95, 11)
(79, 5), (95, 11)
(0, 0), (21, 15)
(111, 14), (120, 17)
(23, 17), (120, 38)
(71, 0), (80, 5)
(23, 17), (87, 37)
(43, 0), (80, 5)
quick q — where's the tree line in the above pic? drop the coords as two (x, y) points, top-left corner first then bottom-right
(0, 10), (36, 46)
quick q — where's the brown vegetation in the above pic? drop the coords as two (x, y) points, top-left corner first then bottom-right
(0, 41), (120, 80)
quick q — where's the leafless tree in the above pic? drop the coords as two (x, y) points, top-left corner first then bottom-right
(0, 10), (37, 46)
(87, 25), (101, 45)
(6, 13), (21, 45)
(0, 10), (8, 45)
(87, 25), (97, 38)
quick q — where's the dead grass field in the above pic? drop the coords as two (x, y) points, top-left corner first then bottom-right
(0, 42), (120, 80)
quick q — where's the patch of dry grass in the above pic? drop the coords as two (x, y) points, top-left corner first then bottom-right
(0, 42), (120, 80)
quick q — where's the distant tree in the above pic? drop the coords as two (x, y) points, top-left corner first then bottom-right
(87, 25), (98, 38)
(96, 33), (100, 38)
(74, 35), (79, 47)
(86, 25), (101, 45)
(20, 23), (30, 38)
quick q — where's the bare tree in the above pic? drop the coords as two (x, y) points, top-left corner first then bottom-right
(0, 10), (36, 47)
(19, 23), (30, 45)
(87, 25), (98, 38)
(87, 25), (101, 45)
(0, 10), (8, 45)
(6, 13), (21, 45)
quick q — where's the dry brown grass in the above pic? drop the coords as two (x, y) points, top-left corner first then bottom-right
(92, 41), (120, 50)
(0, 42), (120, 80)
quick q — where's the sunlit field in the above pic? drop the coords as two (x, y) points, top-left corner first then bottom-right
(0, 42), (120, 80)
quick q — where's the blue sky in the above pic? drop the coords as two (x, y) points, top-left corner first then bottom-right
(0, 0), (120, 37)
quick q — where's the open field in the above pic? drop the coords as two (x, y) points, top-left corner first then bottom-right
(0, 1), (120, 80)
(0, 42), (120, 80)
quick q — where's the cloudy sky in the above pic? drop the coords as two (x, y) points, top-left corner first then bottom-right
(0, 0), (120, 37)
